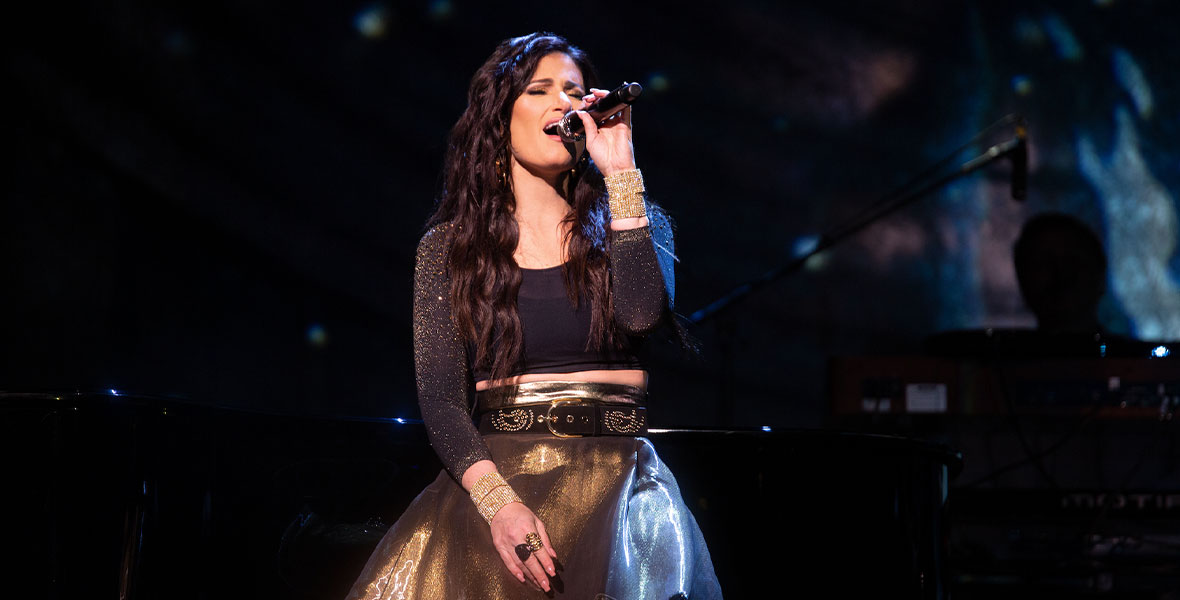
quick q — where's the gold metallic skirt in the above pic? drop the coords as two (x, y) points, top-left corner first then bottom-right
(345, 382), (722, 599)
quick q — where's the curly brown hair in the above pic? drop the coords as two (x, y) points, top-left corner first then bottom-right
(428, 32), (617, 383)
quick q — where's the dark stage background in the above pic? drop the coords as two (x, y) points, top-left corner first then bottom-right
(5, 0), (1180, 423)
(5, 0), (1180, 597)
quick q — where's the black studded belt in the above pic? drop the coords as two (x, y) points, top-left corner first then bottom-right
(479, 401), (647, 437)
(475, 381), (648, 437)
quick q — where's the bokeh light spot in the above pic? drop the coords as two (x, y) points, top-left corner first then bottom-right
(307, 323), (328, 347)
(793, 235), (828, 271)
(354, 4), (389, 39)
(1011, 75), (1033, 96)
(647, 73), (670, 92)
(793, 234), (820, 258)
(427, 0), (453, 21)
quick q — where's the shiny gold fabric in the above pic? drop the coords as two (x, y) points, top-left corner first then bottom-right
(344, 383), (722, 599)
(477, 381), (645, 410)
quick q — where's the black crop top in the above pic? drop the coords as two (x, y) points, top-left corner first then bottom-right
(471, 264), (643, 383)
(412, 216), (676, 480)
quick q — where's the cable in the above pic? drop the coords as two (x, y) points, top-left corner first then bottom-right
(959, 403), (1102, 488)
(994, 359), (1063, 490)
(958, 344), (1107, 489)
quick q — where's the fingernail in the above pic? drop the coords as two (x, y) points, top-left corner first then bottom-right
(548, 567), (556, 576)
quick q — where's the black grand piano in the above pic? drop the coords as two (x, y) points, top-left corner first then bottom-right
(5, 391), (960, 599)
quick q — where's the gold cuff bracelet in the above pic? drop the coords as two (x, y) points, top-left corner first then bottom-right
(476, 484), (523, 524)
(605, 168), (646, 220)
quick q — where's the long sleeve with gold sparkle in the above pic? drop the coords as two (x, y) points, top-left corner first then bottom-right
(412, 225), (492, 480)
(609, 209), (676, 334)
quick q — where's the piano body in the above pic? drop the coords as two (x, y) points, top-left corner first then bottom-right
(5, 391), (959, 599)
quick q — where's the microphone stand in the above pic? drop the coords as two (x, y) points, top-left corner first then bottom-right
(691, 127), (1027, 425)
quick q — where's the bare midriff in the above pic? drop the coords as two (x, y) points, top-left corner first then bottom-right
(474, 368), (648, 392)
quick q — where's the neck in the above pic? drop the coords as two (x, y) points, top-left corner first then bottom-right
(511, 161), (571, 227)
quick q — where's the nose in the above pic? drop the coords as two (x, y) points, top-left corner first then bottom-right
(555, 90), (574, 111)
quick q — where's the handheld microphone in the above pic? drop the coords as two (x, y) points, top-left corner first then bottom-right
(544, 82), (643, 141)
(1009, 122), (1028, 202)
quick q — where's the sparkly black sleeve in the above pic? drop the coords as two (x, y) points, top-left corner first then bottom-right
(413, 224), (493, 480)
(609, 208), (676, 334)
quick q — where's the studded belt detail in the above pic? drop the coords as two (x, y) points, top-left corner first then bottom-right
(479, 401), (647, 437)
(475, 381), (648, 438)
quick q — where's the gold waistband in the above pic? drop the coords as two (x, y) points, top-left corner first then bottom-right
(476, 380), (647, 412)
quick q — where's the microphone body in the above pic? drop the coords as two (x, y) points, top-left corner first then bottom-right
(545, 82), (643, 141)
(1009, 129), (1028, 202)
(959, 120), (1029, 202)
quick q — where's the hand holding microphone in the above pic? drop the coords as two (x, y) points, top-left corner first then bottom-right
(545, 82), (643, 142)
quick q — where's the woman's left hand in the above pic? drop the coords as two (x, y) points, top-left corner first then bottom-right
(575, 88), (636, 177)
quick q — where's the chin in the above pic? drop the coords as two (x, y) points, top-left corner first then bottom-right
(521, 157), (577, 179)
(539, 147), (576, 170)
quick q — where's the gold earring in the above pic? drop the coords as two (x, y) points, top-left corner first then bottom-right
(494, 159), (508, 189)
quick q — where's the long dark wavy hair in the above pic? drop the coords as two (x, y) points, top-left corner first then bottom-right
(428, 32), (616, 383)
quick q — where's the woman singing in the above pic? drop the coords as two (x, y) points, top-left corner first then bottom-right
(346, 32), (721, 599)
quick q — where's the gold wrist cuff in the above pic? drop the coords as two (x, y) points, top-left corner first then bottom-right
(469, 472), (508, 505)
(476, 484), (523, 524)
(605, 168), (646, 220)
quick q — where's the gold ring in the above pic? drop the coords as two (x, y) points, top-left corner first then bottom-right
(525, 532), (544, 552)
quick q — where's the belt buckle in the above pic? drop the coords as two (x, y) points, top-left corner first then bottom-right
(545, 399), (586, 438)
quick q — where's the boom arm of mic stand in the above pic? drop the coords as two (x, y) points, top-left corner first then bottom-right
(688, 136), (1026, 325)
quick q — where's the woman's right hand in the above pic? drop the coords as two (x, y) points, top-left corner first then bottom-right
(490, 501), (559, 591)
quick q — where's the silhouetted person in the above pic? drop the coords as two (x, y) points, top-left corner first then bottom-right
(1012, 212), (1106, 335)
(925, 211), (1142, 357)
